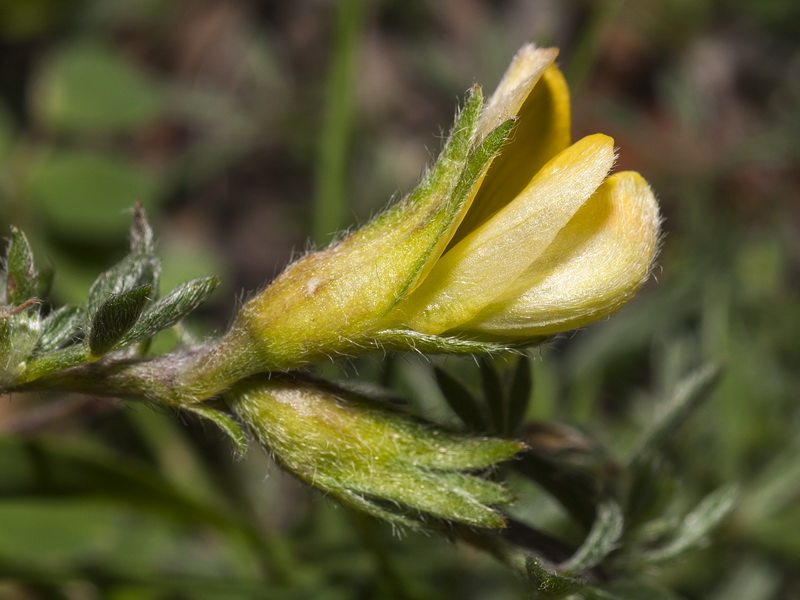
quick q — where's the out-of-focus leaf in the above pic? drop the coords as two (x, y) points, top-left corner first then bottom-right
(739, 436), (800, 525)
(5, 226), (38, 305)
(515, 423), (602, 530)
(434, 366), (486, 431)
(639, 484), (738, 565)
(632, 363), (721, 461)
(34, 304), (83, 354)
(507, 355), (533, 435)
(36, 264), (54, 299)
(158, 239), (225, 296)
(0, 0), (73, 40)
(0, 499), (266, 595)
(525, 557), (584, 598)
(480, 357), (505, 435)
(0, 435), (235, 531)
(0, 499), (124, 566)
(27, 150), (161, 241)
(560, 499), (624, 574)
(582, 581), (684, 600)
(119, 277), (219, 347)
(0, 100), (15, 159)
(88, 285), (151, 356)
(625, 454), (676, 529)
(705, 558), (781, 600)
(747, 505), (800, 562)
(32, 42), (164, 134)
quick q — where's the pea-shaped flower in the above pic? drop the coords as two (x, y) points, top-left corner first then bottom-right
(175, 44), (660, 400)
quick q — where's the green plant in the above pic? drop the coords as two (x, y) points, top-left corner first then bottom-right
(0, 41), (777, 600)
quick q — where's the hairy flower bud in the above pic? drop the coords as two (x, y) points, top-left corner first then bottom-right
(228, 375), (521, 529)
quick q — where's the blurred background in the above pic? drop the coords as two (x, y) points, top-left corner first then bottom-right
(1, 0), (799, 599)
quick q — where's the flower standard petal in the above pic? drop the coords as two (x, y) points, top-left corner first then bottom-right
(459, 171), (661, 338)
(392, 134), (616, 335)
(475, 44), (559, 142)
(456, 62), (572, 246)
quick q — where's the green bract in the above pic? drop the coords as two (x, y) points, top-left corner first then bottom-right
(229, 375), (521, 529)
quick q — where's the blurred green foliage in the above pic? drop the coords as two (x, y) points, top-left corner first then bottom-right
(1, 0), (799, 599)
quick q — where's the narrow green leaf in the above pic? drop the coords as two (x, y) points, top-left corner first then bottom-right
(434, 366), (487, 431)
(514, 449), (598, 531)
(560, 499), (624, 574)
(740, 436), (800, 524)
(5, 226), (38, 306)
(34, 305), (84, 354)
(633, 363), (722, 461)
(507, 355), (533, 435)
(312, 0), (365, 245)
(20, 345), (88, 384)
(88, 285), (151, 356)
(119, 276), (219, 347)
(525, 557), (585, 598)
(639, 484), (738, 564)
(184, 405), (248, 458)
(625, 454), (676, 528)
(480, 357), (506, 436)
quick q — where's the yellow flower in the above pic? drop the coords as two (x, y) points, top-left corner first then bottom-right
(189, 44), (660, 390)
(383, 45), (660, 341)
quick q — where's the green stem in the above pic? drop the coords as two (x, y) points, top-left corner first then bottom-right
(563, 0), (626, 95)
(13, 328), (263, 406)
(313, 0), (366, 245)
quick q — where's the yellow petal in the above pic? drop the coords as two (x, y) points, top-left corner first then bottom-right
(392, 134), (616, 334)
(456, 62), (572, 246)
(459, 171), (660, 337)
(475, 45), (559, 142)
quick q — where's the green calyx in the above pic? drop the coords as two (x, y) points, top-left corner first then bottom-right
(228, 374), (522, 529)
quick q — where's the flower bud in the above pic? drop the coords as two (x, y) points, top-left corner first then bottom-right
(228, 375), (521, 529)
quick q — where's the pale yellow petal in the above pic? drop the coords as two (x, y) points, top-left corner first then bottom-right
(475, 44), (559, 143)
(459, 171), (660, 337)
(454, 63), (572, 246)
(391, 134), (616, 334)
